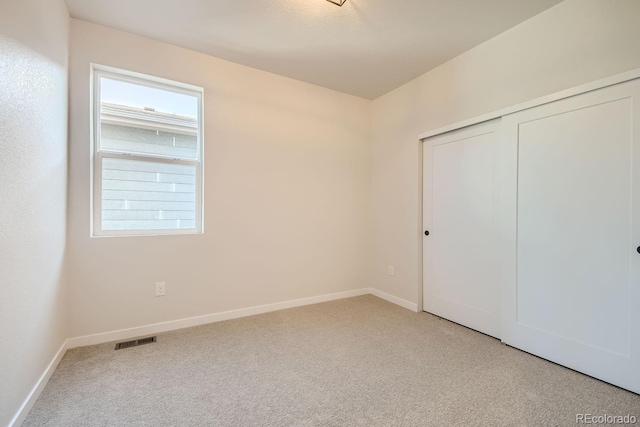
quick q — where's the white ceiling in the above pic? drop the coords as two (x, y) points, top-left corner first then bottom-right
(64, 0), (564, 99)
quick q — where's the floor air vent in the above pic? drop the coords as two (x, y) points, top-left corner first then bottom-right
(115, 336), (157, 350)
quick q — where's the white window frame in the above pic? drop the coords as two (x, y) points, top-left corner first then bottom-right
(90, 64), (204, 237)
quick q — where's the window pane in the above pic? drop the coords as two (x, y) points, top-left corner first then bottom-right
(99, 77), (199, 159)
(102, 157), (197, 231)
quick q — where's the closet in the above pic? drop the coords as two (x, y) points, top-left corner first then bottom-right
(422, 75), (640, 394)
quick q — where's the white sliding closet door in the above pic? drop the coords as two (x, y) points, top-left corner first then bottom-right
(423, 120), (501, 338)
(501, 79), (640, 393)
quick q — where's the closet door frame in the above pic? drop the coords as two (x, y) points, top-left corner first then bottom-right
(419, 68), (640, 141)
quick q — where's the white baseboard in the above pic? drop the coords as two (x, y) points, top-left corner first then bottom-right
(12, 286), (417, 426)
(10, 339), (69, 427)
(67, 288), (370, 349)
(368, 288), (419, 312)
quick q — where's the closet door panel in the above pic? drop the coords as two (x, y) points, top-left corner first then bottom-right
(423, 120), (501, 338)
(517, 99), (631, 355)
(501, 79), (640, 393)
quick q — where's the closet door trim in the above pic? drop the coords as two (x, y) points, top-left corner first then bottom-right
(419, 67), (640, 141)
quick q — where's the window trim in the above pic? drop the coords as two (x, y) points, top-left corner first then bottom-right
(90, 64), (204, 237)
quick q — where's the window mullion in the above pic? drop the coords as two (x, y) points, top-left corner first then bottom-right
(99, 151), (199, 167)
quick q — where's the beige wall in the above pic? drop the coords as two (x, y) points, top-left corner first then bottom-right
(370, 0), (640, 305)
(0, 0), (70, 424)
(67, 20), (371, 338)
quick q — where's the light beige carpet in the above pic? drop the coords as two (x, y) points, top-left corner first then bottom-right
(23, 295), (640, 426)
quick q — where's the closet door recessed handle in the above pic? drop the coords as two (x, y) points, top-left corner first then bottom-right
(424, 230), (430, 236)
(637, 246), (640, 254)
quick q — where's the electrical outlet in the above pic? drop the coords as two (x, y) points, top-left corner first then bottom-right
(388, 265), (394, 276)
(155, 282), (166, 297)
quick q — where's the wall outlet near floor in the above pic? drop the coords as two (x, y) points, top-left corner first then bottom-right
(155, 282), (166, 297)
(388, 265), (394, 276)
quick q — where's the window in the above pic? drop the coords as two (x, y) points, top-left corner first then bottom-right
(91, 65), (204, 236)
